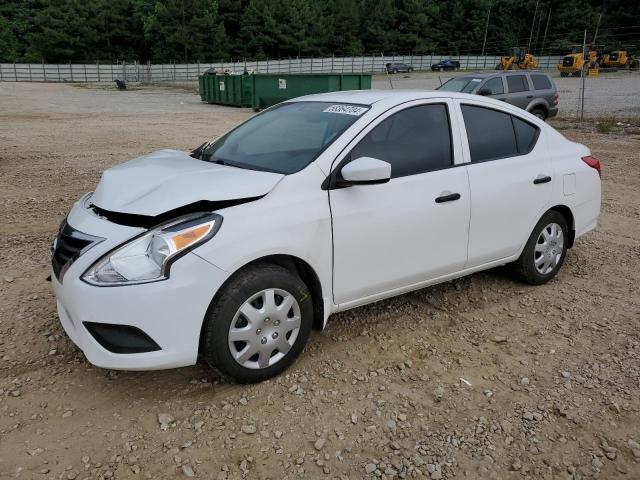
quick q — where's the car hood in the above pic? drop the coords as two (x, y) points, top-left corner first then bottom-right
(90, 149), (284, 216)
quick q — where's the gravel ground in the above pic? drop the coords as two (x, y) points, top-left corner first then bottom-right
(1, 82), (640, 480)
(372, 71), (640, 119)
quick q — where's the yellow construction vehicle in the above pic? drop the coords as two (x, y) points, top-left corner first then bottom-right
(558, 47), (599, 77)
(600, 50), (639, 70)
(496, 48), (539, 70)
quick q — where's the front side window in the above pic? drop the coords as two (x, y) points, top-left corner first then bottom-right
(506, 75), (529, 93)
(202, 102), (368, 174)
(482, 77), (504, 95)
(350, 104), (452, 178)
(461, 105), (540, 162)
(438, 77), (482, 93)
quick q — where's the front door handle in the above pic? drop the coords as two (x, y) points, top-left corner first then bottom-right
(526, 95), (533, 99)
(533, 176), (552, 184)
(435, 193), (461, 203)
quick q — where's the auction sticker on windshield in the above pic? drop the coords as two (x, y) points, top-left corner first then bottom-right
(323, 104), (368, 116)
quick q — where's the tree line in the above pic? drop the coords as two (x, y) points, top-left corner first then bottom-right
(0, 0), (637, 63)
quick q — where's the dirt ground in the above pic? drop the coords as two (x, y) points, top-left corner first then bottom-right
(1, 82), (639, 480)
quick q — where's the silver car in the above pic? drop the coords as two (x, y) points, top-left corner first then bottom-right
(437, 71), (559, 120)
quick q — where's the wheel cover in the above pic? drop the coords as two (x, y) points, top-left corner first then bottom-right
(227, 288), (301, 370)
(534, 222), (564, 275)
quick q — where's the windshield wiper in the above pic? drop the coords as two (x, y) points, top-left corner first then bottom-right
(190, 142), (209, 159)
(207, 158), (229, 166)
(205, 157), (254, 171)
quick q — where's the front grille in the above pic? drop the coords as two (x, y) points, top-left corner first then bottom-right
(51, 220), (103, 281)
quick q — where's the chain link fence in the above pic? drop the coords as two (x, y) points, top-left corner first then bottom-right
(0, 54), (564, 82)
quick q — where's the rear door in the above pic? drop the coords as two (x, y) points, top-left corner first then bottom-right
(458, 102), (552, 266)
(504, 74), (532, 109)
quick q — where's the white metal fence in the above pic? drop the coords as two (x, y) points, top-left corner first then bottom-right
(0, 55), (564, 82)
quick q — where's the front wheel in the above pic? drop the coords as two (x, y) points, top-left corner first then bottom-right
(512, 211), (569, 285)
(202, 264), (313, 383)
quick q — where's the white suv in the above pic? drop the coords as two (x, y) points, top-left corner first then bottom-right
(51, 91), (601, 383)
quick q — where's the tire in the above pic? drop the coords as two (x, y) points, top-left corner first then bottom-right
(202, 263), (313, 383)
(512, 210), (569, 285)
(560, 72), (569, 77)
(408, 67), (413, 73)
(531, 108), (547, 121)
(392, 69), (398, 74)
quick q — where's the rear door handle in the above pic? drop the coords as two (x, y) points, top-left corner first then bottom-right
(533, 176), (551, 184)
(435, 193), (461, 203)
(526, 95), (533, 99)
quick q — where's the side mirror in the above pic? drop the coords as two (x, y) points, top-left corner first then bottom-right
(477, 88), (492, 96)
(339, 157), (391, 186)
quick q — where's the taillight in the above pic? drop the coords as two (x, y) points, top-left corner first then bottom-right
(582, 155), (601, 177)
(553, 92), (559, 106)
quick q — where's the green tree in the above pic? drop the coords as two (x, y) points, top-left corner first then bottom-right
(144, 0), (226, 62)
(26, 0), (100, 62)
(0, 0), (37, 61)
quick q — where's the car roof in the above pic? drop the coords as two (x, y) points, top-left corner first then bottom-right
(286, 89), (496, 106)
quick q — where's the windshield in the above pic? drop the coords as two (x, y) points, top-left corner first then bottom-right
(437, 77), (482, 93)
(201, 102), (369, 174)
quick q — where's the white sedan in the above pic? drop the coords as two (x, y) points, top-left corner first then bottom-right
(51, 90), (601, 383)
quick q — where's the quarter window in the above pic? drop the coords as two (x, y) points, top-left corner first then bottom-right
(506, 75), (529, 93)
(512, 116), (539, 154)
(531, 74), (552, 90)
(482, 77), (504, 95)
(350, 104), (452, 178)
(461, 105), (540, 162)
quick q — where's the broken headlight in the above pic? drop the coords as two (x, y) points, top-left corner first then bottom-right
(82, 213), (222, 286)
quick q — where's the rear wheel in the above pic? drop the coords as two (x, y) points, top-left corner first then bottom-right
(512, 211), (569, 285)
(531, 107), (547, 121)
(560, 72), (569, 77)
(202, 264), (313, 383)
(392, 68), (398, 74)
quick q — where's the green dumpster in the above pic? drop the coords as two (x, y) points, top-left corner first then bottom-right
(198, 73), (372, 109)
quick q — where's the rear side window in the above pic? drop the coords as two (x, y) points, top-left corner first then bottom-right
(461, 105), (540, 162)
(482, 77), (504, 95)
(512, 116), (539, 154)
(506, 75), (529, 93)
(531, 74), (552, 90)
(461, 105), (517, 161)
(350, 104), (452, 178)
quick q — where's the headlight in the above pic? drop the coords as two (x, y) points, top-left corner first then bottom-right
(82, 213), (222, 286)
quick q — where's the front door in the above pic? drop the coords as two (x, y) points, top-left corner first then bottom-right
(329, 100), (471, 306)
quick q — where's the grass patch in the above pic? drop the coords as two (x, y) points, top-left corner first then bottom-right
(595, 117), (617, 134)
(551, 115), (640, 135)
